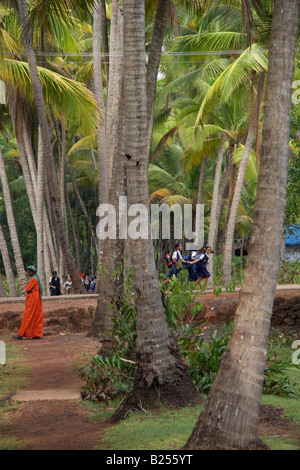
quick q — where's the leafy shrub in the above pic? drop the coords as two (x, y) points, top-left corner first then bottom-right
(76, 271), (299, 402)
(277, 260), (300, 285)
(263, 358), (300, 398)
(213, 255), (244, 288)
(75, 268), (136, 402)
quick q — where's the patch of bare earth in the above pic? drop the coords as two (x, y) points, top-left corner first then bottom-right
(3, 332), (113, 450)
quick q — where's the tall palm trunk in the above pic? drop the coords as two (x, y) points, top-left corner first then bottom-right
(36, 127), (47, 292)
(18, 0), (84, 293)
(91, 2), (125, 338)
(0, 146), (26, 293)
(93, 0), (108, 206)
(112, 0), (200, 421)
(223, 74), (265, 285)
(184, 0), (300, 450)
(59, 117), (67, 278)
(207, 137), (226, 284)
(146, 0), (170, 145)
(21, 118), (57, 274)
(0, 224), (18, 297)
(222, 122), (255, 285)
(93, 0), (108, 280)
(12, 100), (52, 291)
(0, 271), (6, 297)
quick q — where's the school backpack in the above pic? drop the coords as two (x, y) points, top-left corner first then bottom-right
(164, 252), (173, 268)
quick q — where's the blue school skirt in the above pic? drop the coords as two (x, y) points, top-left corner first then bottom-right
(167, 265), (182, 278)
(196, 261), (210, 278)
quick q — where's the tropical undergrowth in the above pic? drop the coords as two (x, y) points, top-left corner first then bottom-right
(75, 269), (300, 403)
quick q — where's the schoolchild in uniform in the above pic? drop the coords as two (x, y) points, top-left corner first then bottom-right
(191, 246), (213, 290)
(164, 242), (191, 282)
(49, 271), (62, 296)
(182, 249), (198, 281)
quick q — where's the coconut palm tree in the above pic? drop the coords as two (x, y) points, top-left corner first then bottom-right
(0, 223), (19, 297)
(184, 0), (300, 449)
(16, 0), (99, 292)
(0, 146), (26, 293)
(112, 0), (201, 422)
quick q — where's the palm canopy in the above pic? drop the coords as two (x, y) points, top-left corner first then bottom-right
(0, 58), (101, 134)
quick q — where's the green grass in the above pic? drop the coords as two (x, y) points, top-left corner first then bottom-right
(93, 404), (204, 450)
(87, 340), (300, 451)
(89, 395), (300, 450)
(0, 342), (31, 450)
(260, 395), (300, 450)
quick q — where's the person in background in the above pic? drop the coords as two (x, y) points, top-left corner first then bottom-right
(83, 273), (91, 293)
(90, 276), (96, 293)
(63, 274), (72, 294)
(164, 242), (191, 283)
(49, 271), (62, 296)
(12, 266), (43, 340)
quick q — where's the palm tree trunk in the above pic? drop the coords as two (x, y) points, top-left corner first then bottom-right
(0, 146), (26, 293)
(207, 136), (226, 284)
(93, 0), (108, 205)
(146, 0), (170, 145)
(223, 73), (265, 285)
(0, 271), (6, 297)
(59, 117), (67, 279)
(12, 102), (52, 287)
(222, 123), (255, 285)
(99, 0), (110, 83)
(22, 123), (57, 271)
(91, 4), (125, 338)
(93, 0), (109, 281)
(18, 0), (84, 293)
(66, 189), (80, 269)
(36, 127), (47, 293)
(0, 224), (18, 297)
(112, 0), (200, 421)
(105, 0), (124, 184)
(184, 0), (300, 450)
(196, 157), (207, 206)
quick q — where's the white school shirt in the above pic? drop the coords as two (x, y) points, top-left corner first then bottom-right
(172, 250), (182, 261)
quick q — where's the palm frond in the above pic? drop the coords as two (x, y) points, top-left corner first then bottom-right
(66, 133), (97, 158)
(232, 143), (258, 191)
(195, 43), (268, 124)
(0, 59), (101, 134)
(171, 31), (246, 54)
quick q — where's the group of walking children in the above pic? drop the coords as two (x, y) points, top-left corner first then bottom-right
(165, 242), (213, 290)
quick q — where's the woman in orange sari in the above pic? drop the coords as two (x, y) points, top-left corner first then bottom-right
(13, 266), (43, 340)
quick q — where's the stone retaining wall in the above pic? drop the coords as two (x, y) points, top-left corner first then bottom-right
(0, 298), (97, 336)
(0, 293), (299, 336)
(200, 295), (300, 328)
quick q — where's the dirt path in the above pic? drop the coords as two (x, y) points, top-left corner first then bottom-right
(4, 333), (111, 450)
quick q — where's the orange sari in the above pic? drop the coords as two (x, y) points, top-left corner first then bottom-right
(18, 277), (43, 338)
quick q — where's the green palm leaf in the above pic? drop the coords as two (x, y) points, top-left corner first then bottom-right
(195, 43), (268, 124)
(0, 58), (101, 134)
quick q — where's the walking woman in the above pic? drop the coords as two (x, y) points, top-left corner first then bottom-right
(13, 266), (43, 340)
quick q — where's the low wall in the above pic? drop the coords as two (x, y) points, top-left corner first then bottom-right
(199, 292), (300, 329)
(0, 290), (299, 336)
(0, 296), (97, 336)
